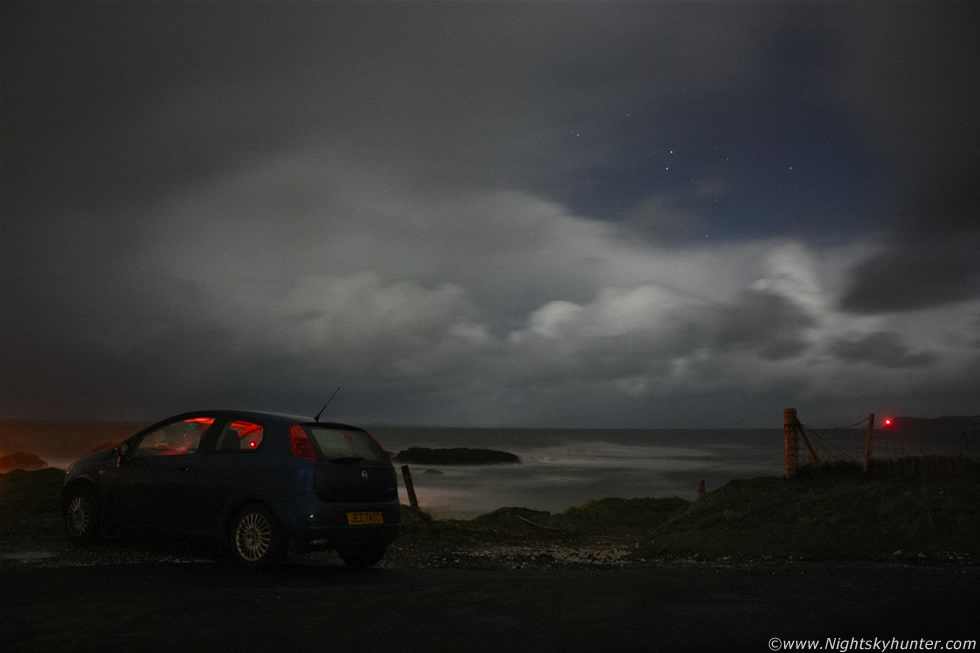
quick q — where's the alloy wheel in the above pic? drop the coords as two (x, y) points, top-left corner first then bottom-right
(235, 510), (273, 562)
(66, 494), (93, 538)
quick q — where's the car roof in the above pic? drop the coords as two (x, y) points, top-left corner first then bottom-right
(167, 409), (366, 431)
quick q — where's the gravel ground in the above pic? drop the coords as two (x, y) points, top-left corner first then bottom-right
(4, 502), (975, 572)
(0, 511), (650, 571)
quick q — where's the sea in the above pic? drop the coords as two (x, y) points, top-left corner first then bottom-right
(368, 427), (784, 519)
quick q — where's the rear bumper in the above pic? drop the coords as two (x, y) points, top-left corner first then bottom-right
(285, 500), (401, 553)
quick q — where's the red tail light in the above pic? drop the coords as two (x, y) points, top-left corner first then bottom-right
(289, 424), (316, 462)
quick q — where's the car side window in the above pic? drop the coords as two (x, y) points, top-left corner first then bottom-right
(134, 417), (214, 456)
(213, 420), (264, 453)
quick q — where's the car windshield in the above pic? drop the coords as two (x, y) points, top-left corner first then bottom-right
(304, 426), (386, 463)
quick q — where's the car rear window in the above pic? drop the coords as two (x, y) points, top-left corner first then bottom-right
(304, 426), (386, 463)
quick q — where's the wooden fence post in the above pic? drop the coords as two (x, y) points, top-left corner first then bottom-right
(794, 417), (821, 466)
(400, 464), (419, 509)
(863, 413), (875, 473)
(784, 408), (799, 478)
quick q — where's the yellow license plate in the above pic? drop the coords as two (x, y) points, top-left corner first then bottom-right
(347, 511), (384, 526)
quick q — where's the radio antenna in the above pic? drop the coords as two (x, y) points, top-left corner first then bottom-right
(314, 387), (341, 423)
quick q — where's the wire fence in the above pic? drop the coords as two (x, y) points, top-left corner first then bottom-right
(784, 410), (979, 475)
(801, 421), (979, 464)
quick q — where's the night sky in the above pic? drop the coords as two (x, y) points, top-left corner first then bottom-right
(2, 1), (978, 428)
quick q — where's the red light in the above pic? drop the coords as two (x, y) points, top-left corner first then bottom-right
(289, 424), (316, 462)
(883, 418), (893, 427)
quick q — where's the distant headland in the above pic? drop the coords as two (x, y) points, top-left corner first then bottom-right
(392, 447), (521, 465)
(885, 416), (979, 429)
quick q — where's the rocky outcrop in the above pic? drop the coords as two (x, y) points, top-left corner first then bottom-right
(393, 447), (521, 465)
(0, 452), (48, 472)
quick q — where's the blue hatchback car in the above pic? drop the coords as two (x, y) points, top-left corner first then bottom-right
(62, 410), (401, 566)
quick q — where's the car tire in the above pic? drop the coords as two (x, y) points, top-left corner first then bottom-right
(64, 485), (101, 545)
(336, 543), (388, 567)
(229, 504), (285, 567)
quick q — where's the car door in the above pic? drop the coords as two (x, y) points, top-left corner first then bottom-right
(108, 416), (216, 533)
(186, 417), (269, 535)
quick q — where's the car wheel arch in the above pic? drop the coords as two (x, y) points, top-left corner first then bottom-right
(227, 500), (289, 566)
(224, 497), (282, 534)
(62, 477), (101, 505)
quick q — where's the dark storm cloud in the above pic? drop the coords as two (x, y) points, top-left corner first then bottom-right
(714, 290), (815, 361)
(841, 233), (980, 313)
(829, 332), (936, 370)
(841, 167), (980, 313)
(2, 2), (978, 425)
(2, 2), (881, 235)
(836, 3), (980, 313)
(2, 2), (813, 222)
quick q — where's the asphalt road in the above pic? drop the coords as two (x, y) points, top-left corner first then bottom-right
(2, 561), (977, 652)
